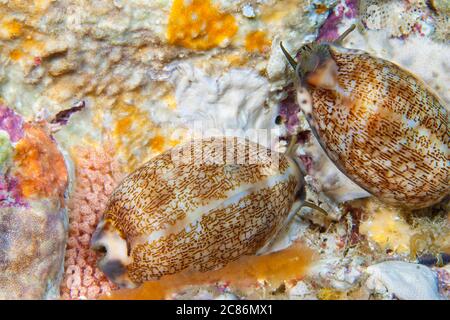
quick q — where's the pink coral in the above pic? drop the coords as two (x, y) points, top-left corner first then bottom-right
(60, 143), (123, 300)
(0, 174), (27, 207)
(317, 0), (358, 42)
(0, 105), (24, 142)
(278, 84), (301, 135)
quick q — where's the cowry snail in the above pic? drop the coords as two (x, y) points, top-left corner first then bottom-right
(92, 137), (322, 287)
(281, 25), (449, 209)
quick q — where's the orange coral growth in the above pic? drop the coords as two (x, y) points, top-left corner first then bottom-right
(9, 48), (23, 61)
(102, 242), (315, 300)
(21, 38), (45, 55)
(317, 288), (345, 300)
(224, 53), (249, 67)
(1, 19), (23, 39)
(5, 37), (46, 63)
(112, 101), (180, 172)
(13, 123), (67, 199)
(162, 93), (177, 110)
(167, 0), (238, 50)
(113, 103), (149, 142)
(60, 144), (123, 300)
(245, 30), (271, 54)
(148, 134), (165, 153)
(112, 102), (157, 171)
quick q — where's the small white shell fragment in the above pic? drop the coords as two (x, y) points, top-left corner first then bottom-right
(242, 4), (256, 18)
(308, 257), (364, 291)
(289, 281), (312, 298)
(365, 261), (445, 300)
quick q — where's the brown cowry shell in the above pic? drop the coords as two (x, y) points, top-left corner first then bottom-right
(298, 44), (449, 209)
(91, 137), (303, 287)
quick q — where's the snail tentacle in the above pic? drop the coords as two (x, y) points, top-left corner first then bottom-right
(301, 201), (329, 217)
(284, 134), (298, 156)
(280, 42), (297, 70)
(335, 24), (356, 44)
(287, 199), (329, 222)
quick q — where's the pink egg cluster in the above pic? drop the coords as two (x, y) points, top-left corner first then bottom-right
(60, 143), (123, 299)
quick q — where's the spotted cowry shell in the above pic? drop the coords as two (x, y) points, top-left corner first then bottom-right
(298, 44), (449, 209)
(91, 137), (303, 287)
